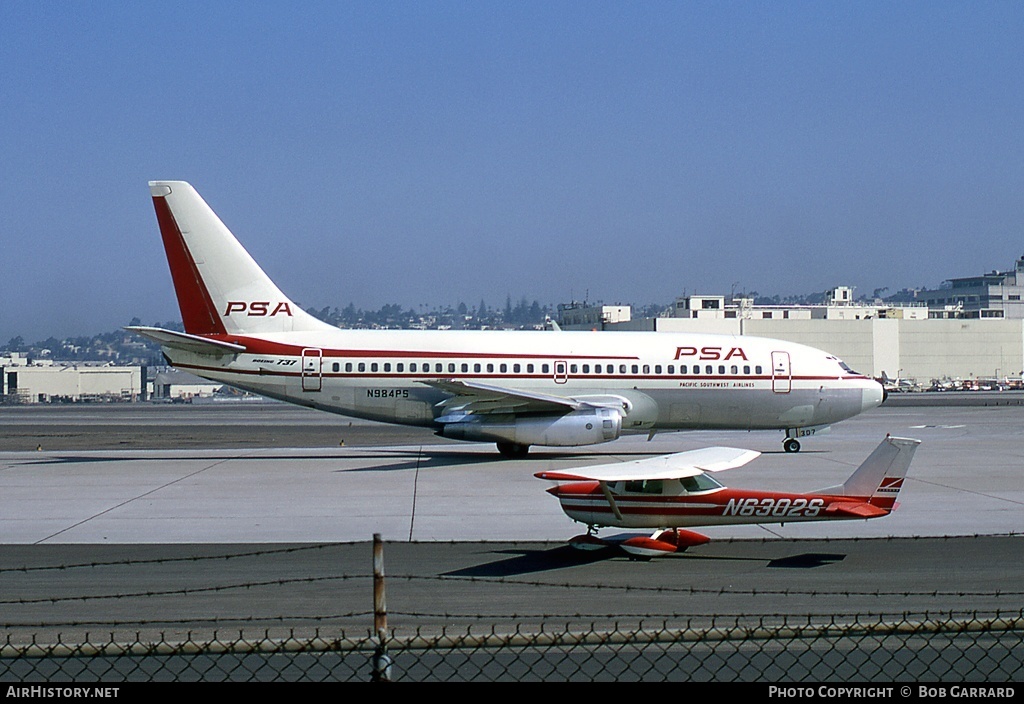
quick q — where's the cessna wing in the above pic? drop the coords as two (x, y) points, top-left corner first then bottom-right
(535, 446), (761, 483)
(425, 378), (629, 418)
(125, 326), (246, 356)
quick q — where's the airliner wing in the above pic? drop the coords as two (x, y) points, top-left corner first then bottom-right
(425, 378), (616, 416)
(535, 446), (761, 482)
(125, 326), (246, 356)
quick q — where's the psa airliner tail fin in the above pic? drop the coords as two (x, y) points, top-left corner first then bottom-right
(148, 181), (334, 336)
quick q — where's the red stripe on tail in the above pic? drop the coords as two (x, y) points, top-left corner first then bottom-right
(152, 195), (226, 335)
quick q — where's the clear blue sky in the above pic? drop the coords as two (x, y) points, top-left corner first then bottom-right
(2, 1), (1023, 342)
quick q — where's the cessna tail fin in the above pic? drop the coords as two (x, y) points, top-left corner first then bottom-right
(817, 436), (920, 504)
(148, 181), (334, 337)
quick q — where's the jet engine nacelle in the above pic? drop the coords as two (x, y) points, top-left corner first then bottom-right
(440, 408), (623, 447)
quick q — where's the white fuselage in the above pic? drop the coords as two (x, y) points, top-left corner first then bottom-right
(162, 326), (883, 435)
(139, 180), (884, 452)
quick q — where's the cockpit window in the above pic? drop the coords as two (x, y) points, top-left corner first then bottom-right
(680, 473), (723, 493)
(838, 360), (858, 374)
(615, 474), (723, 495)
(623, 479), (663, 494)
(618, 478), (667, 495)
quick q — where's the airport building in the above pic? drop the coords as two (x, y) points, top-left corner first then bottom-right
(556, 302), (631, 329)
(0, 354), (145, 403)
(0, 356), (229, 405)
(670, 287), (929, 322)
(149, 369), (223, 400)
(560, 258), (1024, 386)
(611, 314), (1023, 387)
(914, 255), (1024, 319)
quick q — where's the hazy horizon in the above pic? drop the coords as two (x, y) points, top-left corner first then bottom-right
(4, 2), (1023, 342)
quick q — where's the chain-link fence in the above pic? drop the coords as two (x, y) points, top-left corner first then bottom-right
(3, 612), (1023, 682)
(2, 538), (1022, 682)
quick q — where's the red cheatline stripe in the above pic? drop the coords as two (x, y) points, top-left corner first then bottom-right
(152, 195), (226, 336)
(169, 359), (860, 387)
(211, 335), (640, 360)
(158, 335), (872, 387)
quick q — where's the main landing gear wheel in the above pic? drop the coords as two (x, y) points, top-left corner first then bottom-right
(783, 438), (801, 453)
(496, 442), (530, 459)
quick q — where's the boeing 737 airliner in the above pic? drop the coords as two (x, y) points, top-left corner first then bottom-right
(129, 181), (884, 457)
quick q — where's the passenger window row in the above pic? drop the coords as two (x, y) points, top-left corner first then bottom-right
(322, 360), (764, 376)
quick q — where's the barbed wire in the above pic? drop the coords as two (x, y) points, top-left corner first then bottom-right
(3, 571), (1021, 613)
(393, 573), (1024, 600)
(0, 573), (367, 607)
(0, 543), (345, 575)
(4, 533), (1021, 577)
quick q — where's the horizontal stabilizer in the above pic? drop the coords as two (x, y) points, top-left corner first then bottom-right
(823, 501), (889, 518)
(126, 326), (246, 356)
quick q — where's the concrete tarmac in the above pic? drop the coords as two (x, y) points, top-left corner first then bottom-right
(2, 537), (1021, 640)
(0, 399), (1022, 543)
(0, 399), (1021, 640)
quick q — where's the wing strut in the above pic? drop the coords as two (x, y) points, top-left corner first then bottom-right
(599, 482), (623, 521)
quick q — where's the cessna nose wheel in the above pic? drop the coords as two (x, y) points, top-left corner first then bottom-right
(783, 438), (801, 453)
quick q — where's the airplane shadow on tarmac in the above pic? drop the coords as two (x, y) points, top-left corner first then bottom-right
(15, 447), (526, 469)
(13, 445), (831, 472)
(442, 545), (621, 577)
(15, 447), (680, 471)
(443, 545), (847, 578)
(340, 447), (694, 473)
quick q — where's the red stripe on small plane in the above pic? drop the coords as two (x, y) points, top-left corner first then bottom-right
(560, 502), (725, 518)
(152, 195), (226, 336)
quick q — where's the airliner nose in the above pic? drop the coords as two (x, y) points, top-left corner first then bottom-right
(863, 381), (885, 411)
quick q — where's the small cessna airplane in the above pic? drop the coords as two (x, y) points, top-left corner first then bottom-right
(536, 435), (920, 558)
(129, 181), (884, 457)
